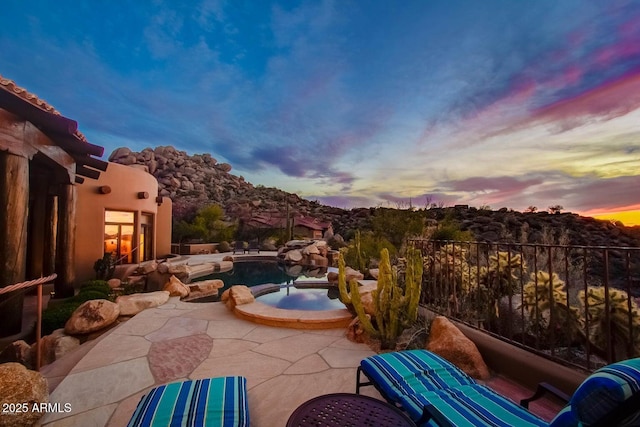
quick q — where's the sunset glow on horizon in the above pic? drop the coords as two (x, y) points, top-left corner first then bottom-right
(1, 1), (638, 215)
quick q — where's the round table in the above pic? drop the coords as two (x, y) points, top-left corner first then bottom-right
(286, 393), (416, 426)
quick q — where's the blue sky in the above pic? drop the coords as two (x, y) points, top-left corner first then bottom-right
(1, 0), (639, 220)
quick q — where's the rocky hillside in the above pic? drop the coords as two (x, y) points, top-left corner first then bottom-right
(108, 146), (640, 249)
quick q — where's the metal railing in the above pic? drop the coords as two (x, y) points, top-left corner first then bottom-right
(0, 274), (57, 370)
(409, 239), (640, 372)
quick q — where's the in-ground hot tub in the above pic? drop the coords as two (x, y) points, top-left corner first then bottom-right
(192, 259), (353, 328)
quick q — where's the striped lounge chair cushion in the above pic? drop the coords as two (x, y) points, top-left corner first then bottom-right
(127, 377), (249, 427)
(409, 384), (547, 427)
(360, 350), (476, 403)
(549, 357), (640, 427)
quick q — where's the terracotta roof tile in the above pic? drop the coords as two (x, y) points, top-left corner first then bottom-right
(0, 75), (61, 115)
(0, 74), (88, 142)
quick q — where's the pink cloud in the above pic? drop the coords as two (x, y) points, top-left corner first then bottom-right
(531, 70), (640, 126)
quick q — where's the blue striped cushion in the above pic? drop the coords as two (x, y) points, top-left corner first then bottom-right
(570, 357), (640, 426)
(408, 384), (547, 427)
(360, 350), (476, 403)
(127, 377), (249, 427)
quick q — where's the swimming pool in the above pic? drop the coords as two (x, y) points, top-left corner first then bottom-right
(191, 260), (341, 310)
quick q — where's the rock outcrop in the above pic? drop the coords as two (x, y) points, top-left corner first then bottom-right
(426, 316), (490, 380)
(0, 363), (49, 427)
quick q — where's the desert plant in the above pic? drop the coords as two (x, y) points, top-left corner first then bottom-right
(93, 253), (115, 280)
(578, 287), (640, 359)
(520, 271), (581, 342)
(339, 246), (422, 349)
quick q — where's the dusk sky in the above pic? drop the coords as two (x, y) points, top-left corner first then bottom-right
(2, 1), (639, 224)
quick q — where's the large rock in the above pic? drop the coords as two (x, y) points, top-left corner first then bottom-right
(64, 300), (120, 335)
(426, 316), (490, 379)
(107, 278), (121, 289)
(308, 254), (329, 267)
(0, 363), (48, 427)
(327, 267), (364, 284)
(186, 280), (224, 300)
(0, 340), (32, 367)
(116, 291), (170, 316)
(163, 275), (190, 298)
(285, 249), (303, 263)
(221, 285), (254, 309)
(39, 329), (80, 366)
(357, 283), (378, 316)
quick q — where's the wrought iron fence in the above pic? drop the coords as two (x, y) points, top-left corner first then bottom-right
(409, 239), (640, 372)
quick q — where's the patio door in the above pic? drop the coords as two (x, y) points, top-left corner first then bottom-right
(140, 213), (154, 261)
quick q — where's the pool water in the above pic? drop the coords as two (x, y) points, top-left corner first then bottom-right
(256, 286), (345, 311)
(193, 260), (342, 310)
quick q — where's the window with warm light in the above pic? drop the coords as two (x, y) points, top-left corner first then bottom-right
(104, 210), (135, 264)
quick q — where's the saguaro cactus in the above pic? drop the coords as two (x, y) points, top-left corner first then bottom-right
(339, 246), (423, 349)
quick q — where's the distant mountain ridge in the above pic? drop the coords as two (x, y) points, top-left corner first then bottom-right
(108, 146), (640, 249)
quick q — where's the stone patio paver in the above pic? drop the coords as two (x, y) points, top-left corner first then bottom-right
(40, 298), (379, 427)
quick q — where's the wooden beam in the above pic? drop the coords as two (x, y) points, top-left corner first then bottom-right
(74, 154), (108, 171)
(76, 164), (101, 180)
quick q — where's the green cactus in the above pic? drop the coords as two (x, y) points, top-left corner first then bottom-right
(578, 287), (640, 359)
(520, 271), (580, 341)
(339, 246), (423, 349)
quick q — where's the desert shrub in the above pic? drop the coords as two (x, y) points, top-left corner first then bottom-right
(79, 280), (111, 296)
(342, 231), (396, 275)
(217, 241), (231, 252)
(41, 303), (81, 335)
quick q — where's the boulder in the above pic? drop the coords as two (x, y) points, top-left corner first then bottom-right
(285, 249), (303, 263)
(145, 271), (171, 292)
(368, 268), (379, 280)
(156, 262), (169, 274)
(218, 260), (233, 272)
(221, 285), (254, 310)
(0, 363), (49, 427)
(345, 267), (364, 283)
(116, 291), (170, 316)
(39, 329), (80, 366)
(167, 264), (190, 280)
(163, 275), (190, 298)
(0, 341), (32, 367)
(303, 244), (320, 255)
(138, 260), (158, 275)
(346, 316), (368, 343)
(107, 278), (121, 289)
(64, 300), (120, 335)
(308, 254), (329, 267)
(426, 316), (490, 380)
(184, 280), (224, 301)
(357, 283), (378, 316)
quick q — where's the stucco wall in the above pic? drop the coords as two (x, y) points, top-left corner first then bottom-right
(75, 162), (171, 285)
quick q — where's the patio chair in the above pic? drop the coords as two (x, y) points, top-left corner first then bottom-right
(127, 376), (249, 427)
(232, 241), (246, 254)
(248, 240), (260, 253)
(357, 350), (640, 426)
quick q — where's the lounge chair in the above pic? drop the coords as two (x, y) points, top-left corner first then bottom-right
(127, 376), (249, 427)
(356, 350), (640, 426)
(248, 240), (260, 253)
(232, 241), (246, 254)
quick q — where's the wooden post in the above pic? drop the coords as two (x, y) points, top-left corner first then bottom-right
(54, 184), (76, 298)
(0, 151), (29, 336)
(43, 195), (58, 276)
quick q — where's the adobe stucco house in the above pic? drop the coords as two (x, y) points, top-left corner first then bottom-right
(0, 76), (171, 337)
(75, 162), (172, 284)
